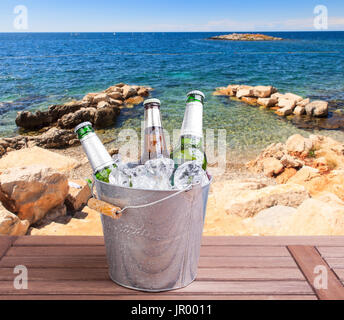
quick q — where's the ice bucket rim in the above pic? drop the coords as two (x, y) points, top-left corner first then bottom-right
(93, 175), (212, 193)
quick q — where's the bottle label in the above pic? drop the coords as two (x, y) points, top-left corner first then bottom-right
(180, 101), (203, 138)
(80, 132), (114, 173)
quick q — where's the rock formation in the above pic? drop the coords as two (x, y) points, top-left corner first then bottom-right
(0, 83), (152, 158)
(247, 134), (344, 200)
(65, 180), (92, 211)
(209, 33), (283, 41)
(0, 165), (69, 223)
(0, 146), (79, 174)
(0, 147), (95, 236)
(15, 83), (151, 130)
(0, 202), (30, 236)
(214, 84), (329, 118)
(212, 179), (309, 218)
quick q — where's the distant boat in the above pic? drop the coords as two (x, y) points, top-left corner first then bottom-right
(113, 33), (116, 36)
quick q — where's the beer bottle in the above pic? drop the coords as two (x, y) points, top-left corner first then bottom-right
(74, 122), (116, 183)
(170, 90), (207, 170)
(140, 98), (169, 164)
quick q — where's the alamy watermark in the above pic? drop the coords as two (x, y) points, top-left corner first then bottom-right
(13, 5), (28, 30)
(117, 125), (227, 176)
(13, 265), (28, 290)
(313, 265), (328, 290)
(314, 5), (328, 30)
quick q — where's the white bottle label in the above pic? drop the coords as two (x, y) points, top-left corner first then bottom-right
(145, 107), (162, 128)
(80, 132), (114, 173)
(180, 101), (203, 138)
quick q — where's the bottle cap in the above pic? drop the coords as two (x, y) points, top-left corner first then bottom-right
(143, 98), (161, 106)
(74, 121), (93, 134)
(187, 90), (205, 99)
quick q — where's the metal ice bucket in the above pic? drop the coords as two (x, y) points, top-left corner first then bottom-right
(94, 177), (211, 292)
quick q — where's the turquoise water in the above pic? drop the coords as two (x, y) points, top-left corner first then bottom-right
(1, 32), (344, 159)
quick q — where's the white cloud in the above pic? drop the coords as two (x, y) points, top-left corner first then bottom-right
(203, 16), (344, 31)
(80, 16), (344, 32)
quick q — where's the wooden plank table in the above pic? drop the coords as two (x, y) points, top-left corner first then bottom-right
(1, 236), (344, 300)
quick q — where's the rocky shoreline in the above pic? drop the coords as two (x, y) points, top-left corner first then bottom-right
(1, 133), (344, 236)
(208, 33), (283, 41)
(0, 83), (152, 157)
(214, 84), (329, 118)
(1, 82), (344, 236)
(206, 133), (344, 235)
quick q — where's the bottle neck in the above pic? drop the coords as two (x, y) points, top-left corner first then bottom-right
(180, 101), (203, 138)
(186, 94), (204, 104)
(77, 125), (94, 140)
(144, 105), (162, 129)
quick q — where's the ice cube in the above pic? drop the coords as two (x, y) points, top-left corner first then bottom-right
(120, 161), (139, 174)
(173, 161), (209, 190)
(109, 167), (131, 187)
(144, 158), (174, 176)
(144, 158), (174, 190)
(112, 153), (121, 164)
(108, 162), (138, 187)
(130, 165), (156, 189)
(109, 158), (175, 190)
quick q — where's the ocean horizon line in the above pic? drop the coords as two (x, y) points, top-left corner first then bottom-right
(1, 30), (344, 34)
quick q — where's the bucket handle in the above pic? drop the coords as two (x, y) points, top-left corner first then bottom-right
(87, 179), (200, 219)
(87, 180), (123, 219)
(88, 198), (123, 219)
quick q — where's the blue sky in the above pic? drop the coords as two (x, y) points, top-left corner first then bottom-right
(0, 0), (344, 32)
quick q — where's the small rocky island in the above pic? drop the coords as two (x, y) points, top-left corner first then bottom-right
(208, 33), (283, 41)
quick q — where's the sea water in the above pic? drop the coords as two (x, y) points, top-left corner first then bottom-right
(1, 32), (344, 161)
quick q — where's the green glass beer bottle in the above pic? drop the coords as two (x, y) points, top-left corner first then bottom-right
(74, 122), (116, 183)
(170, 90), (207, 170)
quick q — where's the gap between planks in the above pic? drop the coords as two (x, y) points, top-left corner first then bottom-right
(0, 279), (313, 295)
(0, 255), (299, 269)
(0, 236), (17, 261)
(11, 236), (344, 247)
(0, 267), (305, 281)
(5, 245), (291, 257)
